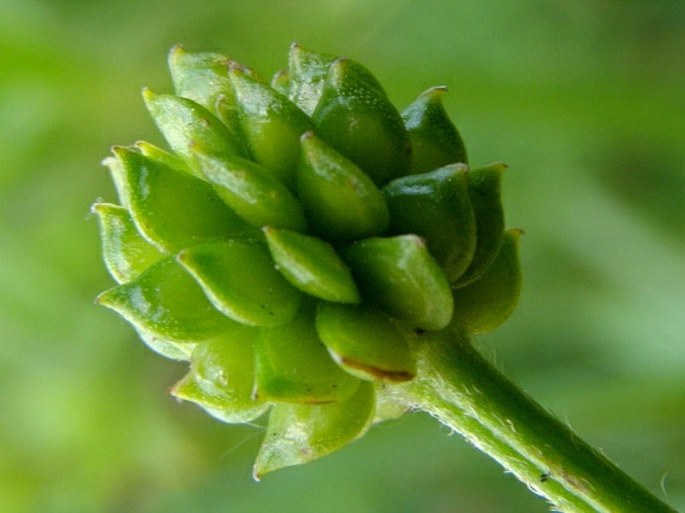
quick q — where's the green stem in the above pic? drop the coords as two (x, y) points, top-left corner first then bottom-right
(390, 328), (677, 513)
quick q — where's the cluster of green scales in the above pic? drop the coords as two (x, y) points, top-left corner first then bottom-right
(94, 44), (521, 478)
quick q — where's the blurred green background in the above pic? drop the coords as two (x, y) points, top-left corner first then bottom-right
(1, 0), (684, 511)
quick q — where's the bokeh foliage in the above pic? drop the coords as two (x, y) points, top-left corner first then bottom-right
(1, 1), (684, 511)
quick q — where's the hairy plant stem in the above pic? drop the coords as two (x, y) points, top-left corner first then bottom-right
(388, 327), (677, 513)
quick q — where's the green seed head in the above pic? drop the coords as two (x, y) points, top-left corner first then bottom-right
(94, 44), (522, 476)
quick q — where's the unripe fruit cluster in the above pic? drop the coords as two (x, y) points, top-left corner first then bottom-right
(94, 44), (521, 476)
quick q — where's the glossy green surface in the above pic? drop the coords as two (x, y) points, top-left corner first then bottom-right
(168, 47), (258, 156)
(402, 86), (468, 173)
(316, 303), (415, 382)
(137, 331), (196, 361)
(96, 257), (237, 343)
(172, 330), (269, 423)
(143, 89), (243, 175)
(168, 46), (234, 115)
(229, 65), (314, 188)
(254, 308), (360, 404)
(112, 146), (250, 252)
(177, 238), (303, 327)
(312, 58), (410, 185)
(343, 235), (454, 330)
(452, 229), (522, 334)
(91, 202), (164, 284)
(383, 164), (477, 282)
(455, 162), (507, 287)
(197, 152), (307, 231)
(135, 140), (192, 175)
(297, 132), (389, 242)
(263, 227), (359, 303)
(254, 381), (375, 478)
(286, 43), (336, 116)
(4, 2), (684, 512)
